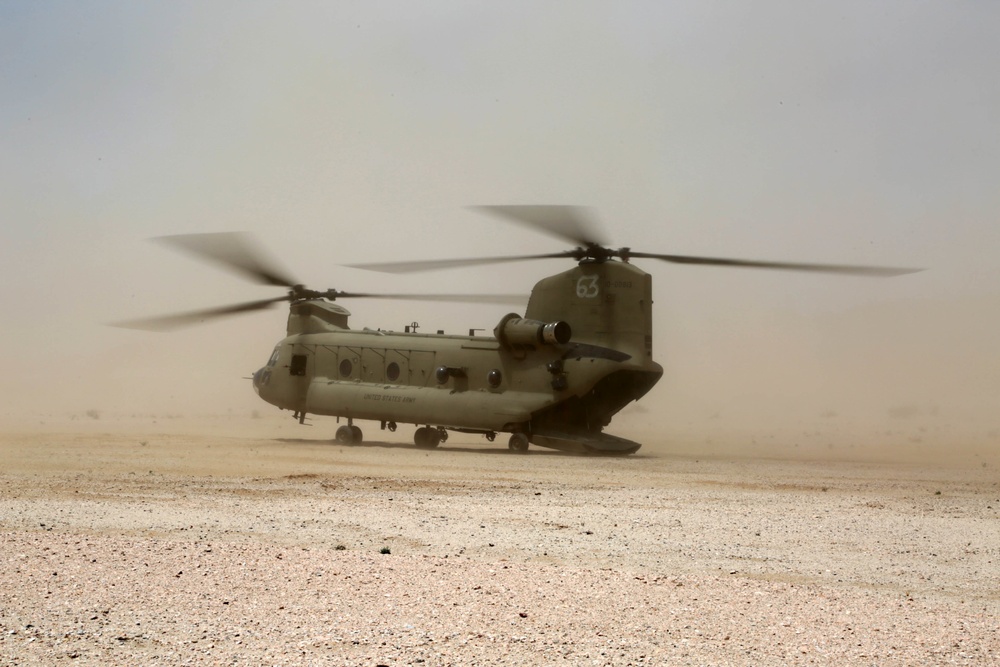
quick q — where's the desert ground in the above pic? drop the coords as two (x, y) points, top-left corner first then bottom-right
(1, 415), (998, 666)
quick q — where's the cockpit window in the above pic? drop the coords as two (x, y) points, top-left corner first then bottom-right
(267, 348), (280, 367)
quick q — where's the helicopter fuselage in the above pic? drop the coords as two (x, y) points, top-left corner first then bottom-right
(252, 260), (663, 453)
(124, 210), (917, 454)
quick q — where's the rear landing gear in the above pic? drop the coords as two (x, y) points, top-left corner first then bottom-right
(414, 426), (445, 449)
(508, 432), (530, 453)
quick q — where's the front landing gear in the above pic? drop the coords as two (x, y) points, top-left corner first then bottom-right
(414, 426), (447, 449)
(335, 424), (363, 444)
(508, 432), (530, 453)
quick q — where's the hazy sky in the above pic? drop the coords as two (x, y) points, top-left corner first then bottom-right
(2, 2), (998, 443)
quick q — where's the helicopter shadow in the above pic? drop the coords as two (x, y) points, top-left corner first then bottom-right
(273, 438), (604, 458)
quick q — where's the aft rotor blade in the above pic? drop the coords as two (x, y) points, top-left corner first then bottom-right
(154, 232), (298, 287)
(336, 292), (527, 305)
(629, 252), (923, 277)
(110, 296), (289, 332)
(473, 205), (610, 247)
(346, 252), (570, 274)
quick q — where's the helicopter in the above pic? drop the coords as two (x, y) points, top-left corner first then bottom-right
(119, 206), (920, 455)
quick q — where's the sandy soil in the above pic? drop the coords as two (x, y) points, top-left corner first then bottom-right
(1, 416), (998, 665)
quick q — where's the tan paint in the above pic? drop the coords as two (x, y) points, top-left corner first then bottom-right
(252, 260), (663, 454)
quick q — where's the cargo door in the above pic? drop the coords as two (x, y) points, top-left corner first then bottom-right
(287, 343), (315, 411)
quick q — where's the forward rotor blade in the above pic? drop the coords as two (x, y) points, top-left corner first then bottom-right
(629, 252), (923, 277)
(473, 205), (610, 247)
(346, 252), (570, 273)
(110, 296), (289, 332)
(154, 232), (298, 287)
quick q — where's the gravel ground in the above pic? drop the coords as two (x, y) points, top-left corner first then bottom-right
(1, 421), (998, 665)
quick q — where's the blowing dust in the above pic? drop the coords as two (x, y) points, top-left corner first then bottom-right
(2, 265), (997, 468)
(619, 293), (1000, 466)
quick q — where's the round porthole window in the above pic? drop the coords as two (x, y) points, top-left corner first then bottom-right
(487, 369), (502, 388)
(386, 361), (400, 382)
(339, 359), (353, 377)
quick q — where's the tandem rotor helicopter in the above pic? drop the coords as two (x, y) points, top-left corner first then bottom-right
(119, 206), (920, 455)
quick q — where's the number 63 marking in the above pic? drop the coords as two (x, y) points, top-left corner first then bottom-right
(576, 275), (600, 298)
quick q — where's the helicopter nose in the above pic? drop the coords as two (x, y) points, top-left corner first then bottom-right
(252, 367), (268, 395)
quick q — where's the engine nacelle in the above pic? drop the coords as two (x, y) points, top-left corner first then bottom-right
(494, 313), (571, 349)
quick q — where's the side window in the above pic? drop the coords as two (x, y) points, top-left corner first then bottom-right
(290, 354), (307, 377)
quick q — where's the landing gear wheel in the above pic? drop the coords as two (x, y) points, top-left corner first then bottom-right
(508, 432), (530, 453)
(414, 426), (441, 449)
(335, 425), (355, 444)
(349, 425), (363, 443)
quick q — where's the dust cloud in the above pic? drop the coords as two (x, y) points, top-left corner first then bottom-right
(5, 290), (998, 468)
(2, 3), (999, 467)
(621, 294), (1000, 464)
